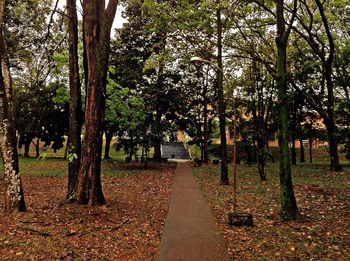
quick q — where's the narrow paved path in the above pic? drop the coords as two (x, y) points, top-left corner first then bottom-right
(158, 162), (229, 261)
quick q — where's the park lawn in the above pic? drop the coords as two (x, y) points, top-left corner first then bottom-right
(0, 160), (176, 260)
(193, 162), (350, 260)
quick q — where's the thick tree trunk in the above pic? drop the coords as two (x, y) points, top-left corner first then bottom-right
(35, 138), (40, 158)
(67, 0), (82, 198)
(276, 0), (299, 220)
(104, 131), (112, 159)
(74, 0), (118, 205)
(24, 136), (31, 157)
(0, 0), (26, 212)
(154, 142), (161, 161)
(324, 119), (342, 171)
(216, 2), (229, 185)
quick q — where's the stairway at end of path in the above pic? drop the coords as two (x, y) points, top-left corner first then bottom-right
(158, 162), (229, 261)
(161, 142), (191, 160)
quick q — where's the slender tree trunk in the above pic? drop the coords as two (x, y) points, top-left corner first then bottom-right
(0, 0), (26, 212)
(153, 111), (162, 161)
(290, 96), (297, 165)
(309, 137), (313, 163)
(104, 131), (112, 159)
(216, 2), (229, 185)
(67, 0), (82, 198)
(129, 144), (134, 161)
(144, 147), (149, 169)
(315, 0), (342, 171)
(291, 139), (296, 165)
(276, 0), (299, 220)
(74, 0), (118, 205)
(300, 139), (305, 163)
(323, 66), (342, 170)
(64, 139), (68, 159)
(257, 138), (267, 181)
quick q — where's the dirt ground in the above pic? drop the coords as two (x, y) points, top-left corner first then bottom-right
(0, 162), (175, 260)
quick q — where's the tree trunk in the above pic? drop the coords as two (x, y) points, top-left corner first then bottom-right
(74, 0), (118, 205)
(216, 2), (229, 185)
(67, 0), (83, 198)
(35, 138), (40, 158)
(0, 0), (26, 212)
(257, 139), (267, 181)
(104, 131), (112, 159)
(144, 147), (149, 169)
(323, 65), (342, 171)
(24, 135), (31, 157)
(153, 111), (162, 161)
(315, 0), (342, 171)
(324, 119), (342, 171)
(308, 137), (313, 163)
(299, 139), (305, 163)
(129, 143), (134, 161)
(276, 0), (299, 220)
(291, 139), (296, 165)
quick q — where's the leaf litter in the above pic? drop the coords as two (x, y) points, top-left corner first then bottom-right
(193, 163), (350, 260)
(0, 162), (175, 260)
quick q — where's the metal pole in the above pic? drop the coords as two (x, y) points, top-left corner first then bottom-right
(233, 93), (237, 214)
(233, 114), (237, 213)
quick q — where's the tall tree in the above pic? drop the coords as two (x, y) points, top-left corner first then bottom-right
(74, 0), (118, 205)
(66, 0), (82, 198)
(216, 0), (229, 185)
(291, 0), (343, 171)
(275, 0), (299, 220)
(0, 0), (26, 212)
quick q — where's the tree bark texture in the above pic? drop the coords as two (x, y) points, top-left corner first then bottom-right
(0, 0), (26, 212)
(67, 0), (82, 198)
(75, 0), (118, 205)
(276, 0), (299, 220)
(216, 2), (229, 185)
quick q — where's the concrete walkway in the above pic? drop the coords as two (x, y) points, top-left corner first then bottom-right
(158, 162), (229, 261)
